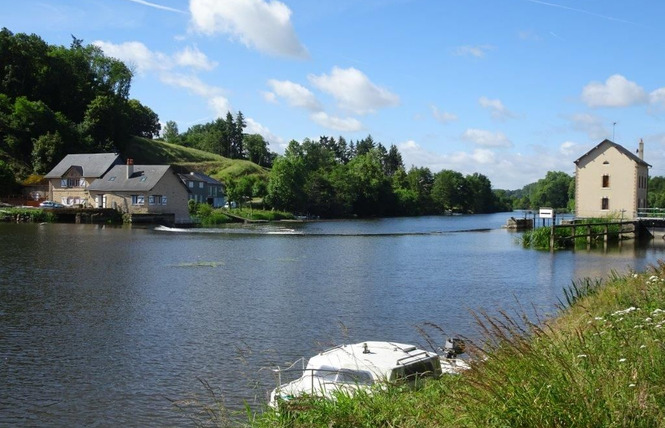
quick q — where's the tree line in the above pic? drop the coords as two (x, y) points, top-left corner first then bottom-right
(0, 28), (160, 188)
(261, 136), (514, 218)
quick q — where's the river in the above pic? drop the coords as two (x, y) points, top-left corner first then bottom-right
(2, 213), (665, 426)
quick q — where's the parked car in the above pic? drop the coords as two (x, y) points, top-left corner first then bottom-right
(39, 200), (64, 208)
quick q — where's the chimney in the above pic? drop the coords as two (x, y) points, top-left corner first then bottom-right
(127, 158), (134, 178)
(638, 139), (644, 160)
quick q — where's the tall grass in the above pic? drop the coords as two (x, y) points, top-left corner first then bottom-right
(520, 217), (625, 250)
(246, 263), (665, 427)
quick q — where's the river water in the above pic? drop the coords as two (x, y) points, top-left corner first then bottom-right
(2, 213), (665, 426)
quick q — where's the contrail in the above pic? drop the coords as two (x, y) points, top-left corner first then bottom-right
(125, 0), (187, 14)
(523, 0), (639, 26)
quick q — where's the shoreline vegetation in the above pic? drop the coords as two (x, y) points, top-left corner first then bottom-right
(519, 216), (627, 250)
(236, 265), (665, 427)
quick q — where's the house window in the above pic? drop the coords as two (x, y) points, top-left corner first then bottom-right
(199, 182), (204, 189)
(131, 195), (144, 206)
(188, 181), (194, 188)
(602, 175), (610, 188)
(601, 197), (609, 210)
(108, 176), (116, 181)
(149, 195), (155, 205)
(61, 178), (83, 188)
(162, 196), (167, 205)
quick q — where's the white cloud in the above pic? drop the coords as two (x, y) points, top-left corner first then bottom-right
(93, 40), (169, 74)
(581, 74), (647, 108)
(189, 0), (308, 59)
(479, 96), (517, 120)
(649, 88), (665, 107)
(208, 96), (232, 118)
(267, 79), (321, 111)
(245, 117), (285, 149)
(431, 105), (458, 124)
(160, 72), (222, 97)
(173, 46), (217, 71)
(94, 41), (217, 73)
(560, 141), (583, 157)
(461, 129), (513, 148)
(308, 67), (399, 115)
(310, 112), (363, 132)
(567, 113), (609, 140)
(262, 91), (278, 103)
(398, 140), (574, 189)
(453, 45), (493, 58)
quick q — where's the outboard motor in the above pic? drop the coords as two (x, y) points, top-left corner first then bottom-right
(443, 337), (465, 359)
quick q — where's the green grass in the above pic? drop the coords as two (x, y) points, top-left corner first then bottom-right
(241, 265), (665, 427)
(124, 137), (269, 183)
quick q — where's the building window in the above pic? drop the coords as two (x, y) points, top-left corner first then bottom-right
(602, 175), (610, 188)
(131, 195), (144, 206)
(601, 197), (609, 210)
(199, 182), (204, 189)
(61, 178), (84, 188)
(188, 181), (194, 188)
(162, 196), (167, 205)
(149, 195), (155, 205)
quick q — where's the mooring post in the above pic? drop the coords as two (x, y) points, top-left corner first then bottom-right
(604, 224), (609, 244)
(550, 212), (556, 249)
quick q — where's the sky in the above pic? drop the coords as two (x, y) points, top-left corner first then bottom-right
(4, 0), (665, 189)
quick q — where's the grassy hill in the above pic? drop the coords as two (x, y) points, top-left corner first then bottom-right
(124, 136), (269, 183)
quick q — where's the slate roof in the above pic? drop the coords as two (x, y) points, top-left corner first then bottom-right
(44, 153), (122, 178)
(574, 139), (651, 167)
(178, 172), (224, 186)
(87, 165), (173, 192)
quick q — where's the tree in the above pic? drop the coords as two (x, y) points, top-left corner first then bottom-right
(355, 134), (375, 156)
(79, 95), (129, 151)
(530, 171), (573, 209)
(432, 170), (468, 213)
(345, 149), (393, 216)
(384, 144), (404, 176)
(0, 160), (18, 195)
(466, 173), (495, 213)
(244, 133), (270, 166)
(126, 99), (160, 138)
(265, 155), (307, 212)
(232, 111), (246, 159)
(162, 120), (179, 143)
(32, 131), (64, 174)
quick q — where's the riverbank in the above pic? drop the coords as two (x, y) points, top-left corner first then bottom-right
(250, 265), (665, 427)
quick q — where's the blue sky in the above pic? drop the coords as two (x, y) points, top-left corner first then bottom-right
(5, 0), (665, 189)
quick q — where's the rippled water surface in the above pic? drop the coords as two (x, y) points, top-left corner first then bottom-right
(2, 214), (665, 426)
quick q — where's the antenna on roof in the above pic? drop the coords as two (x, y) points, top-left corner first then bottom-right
(612, 122), (617, 141)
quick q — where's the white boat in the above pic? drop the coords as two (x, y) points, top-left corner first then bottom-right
(269, 340), (468, 408)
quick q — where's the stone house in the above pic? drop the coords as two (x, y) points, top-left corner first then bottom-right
(178, 171), (226, 208)
(43, 153), (123, 206)
(87, 159), (191, 224)
(574, 139), (650, 219)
